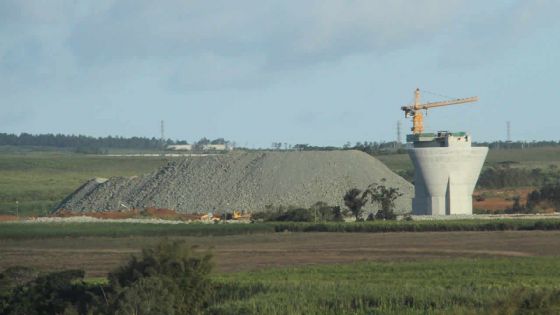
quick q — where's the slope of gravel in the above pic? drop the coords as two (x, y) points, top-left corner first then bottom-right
(55, 151), (413, 213)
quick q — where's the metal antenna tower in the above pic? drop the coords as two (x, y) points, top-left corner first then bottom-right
(396, 120), (402, 147)
(506, 121), (511, 142)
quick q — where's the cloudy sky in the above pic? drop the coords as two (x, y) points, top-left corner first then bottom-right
(1, 0), (559, 147)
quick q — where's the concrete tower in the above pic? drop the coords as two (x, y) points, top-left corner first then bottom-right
(407, 132), (488, 215)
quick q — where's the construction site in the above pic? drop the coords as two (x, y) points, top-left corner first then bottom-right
(48, 88), (490, 220)
(4, 3), (560, 314)
(2, 88), (560, 315)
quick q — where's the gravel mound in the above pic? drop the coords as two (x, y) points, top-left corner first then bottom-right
(56, 151), (413, 213)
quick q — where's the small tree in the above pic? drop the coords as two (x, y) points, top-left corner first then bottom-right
(368, 183), (403, 220)
(344, 188), (369, 221)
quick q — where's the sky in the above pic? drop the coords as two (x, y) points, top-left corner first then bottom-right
(1, 0), (560, 148)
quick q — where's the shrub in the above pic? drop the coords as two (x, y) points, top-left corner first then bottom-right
(0, 269), (96, 315)
(1, 240), (215, 315)
(108, 240), (213, 314)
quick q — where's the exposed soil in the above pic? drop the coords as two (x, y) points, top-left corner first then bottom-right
(1, 231), (559, 277)
(473, 188), (533, 212)
(51, 208), (207, 221)
(0, 215), (18, 222)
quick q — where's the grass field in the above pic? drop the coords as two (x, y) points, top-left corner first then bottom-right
(210, 257), (560, 314)
(2, 222), (560, 276)
(2, 226), (560, 313)
(0, 151), (173, 215)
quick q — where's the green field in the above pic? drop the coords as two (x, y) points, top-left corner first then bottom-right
(210, 257), (560, 314)
(2, 220), (560, 313)
(0, 151), (172, 215)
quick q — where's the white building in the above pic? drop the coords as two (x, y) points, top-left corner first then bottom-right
(166, 144), (193, 151)
(202, 144), (233, 151)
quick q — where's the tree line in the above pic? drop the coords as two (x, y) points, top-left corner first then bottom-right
(477, 164), (560, 189)
(474, 140), (560, 149)
(0, 133), (173, 150)
(0, 133), (231, 152)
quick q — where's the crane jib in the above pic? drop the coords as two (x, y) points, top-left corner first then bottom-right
(400, 89), (479, 135)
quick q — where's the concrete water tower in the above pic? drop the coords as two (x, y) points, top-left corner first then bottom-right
(401, 89), (488, 215)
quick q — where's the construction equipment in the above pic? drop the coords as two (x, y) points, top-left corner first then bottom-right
(401, 88), (479, 134)
(232, 210), (251, 220)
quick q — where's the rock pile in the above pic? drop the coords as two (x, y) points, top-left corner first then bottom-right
(56, 150), (413, 213)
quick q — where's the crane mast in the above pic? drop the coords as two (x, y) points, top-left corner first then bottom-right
(401, 88), (479, 134)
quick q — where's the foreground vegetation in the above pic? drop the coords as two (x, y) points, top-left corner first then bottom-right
(210, 257), (560, 314)
(2, 219), (560, 239)
(2, 239), (560, 314)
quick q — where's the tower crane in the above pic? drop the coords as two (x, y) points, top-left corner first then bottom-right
(401, 88), (479, 134)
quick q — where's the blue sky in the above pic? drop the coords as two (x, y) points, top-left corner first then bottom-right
(1, 0), (559, 147)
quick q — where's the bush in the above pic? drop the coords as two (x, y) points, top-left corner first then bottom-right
(252, 203), (345, 222)
(0, 240), (214, 315)
(108, 240), (213, 314)
(0, 269), (97, 315)
(276, 208), (314, 222)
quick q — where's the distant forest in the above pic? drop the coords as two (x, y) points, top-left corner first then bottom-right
(474, 141), (560, 149)
(0, 133), (177, 150)
(290, 140), (560, 155)
(1, 132), (560, 153)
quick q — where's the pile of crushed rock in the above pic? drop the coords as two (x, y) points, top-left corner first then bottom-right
(55, 150), (413, 214)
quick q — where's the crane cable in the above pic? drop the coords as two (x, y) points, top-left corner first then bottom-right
(420, 89), (459, 102)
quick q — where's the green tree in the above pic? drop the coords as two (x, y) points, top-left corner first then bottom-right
(367, 182), (403, 220)
(344, 188), (369, 221)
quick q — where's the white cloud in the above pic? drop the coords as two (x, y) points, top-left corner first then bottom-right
(1, 0), (558, 92)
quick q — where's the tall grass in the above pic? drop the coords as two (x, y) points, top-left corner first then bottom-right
(208, 257), (560, 314)
(272, 219), (560, 233)
(0, 222), (277, 239)
(2, 219), (560, 239)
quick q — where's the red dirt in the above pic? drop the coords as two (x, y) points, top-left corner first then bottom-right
(0, 215), (18, 222)
(51, 208), (208, 221)
(473, 188), (533, 212)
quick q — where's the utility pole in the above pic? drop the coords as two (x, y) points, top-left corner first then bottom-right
(506, 121), (511, 142)
(160, 120), (166, 156)
(396, 120), (402, 148)
(16, 200), (19, 219)
(160, 120), (165, 145)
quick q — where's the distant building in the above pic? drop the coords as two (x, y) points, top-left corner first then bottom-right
(202, 144), (233, 151)
(166, 144), (193, 151)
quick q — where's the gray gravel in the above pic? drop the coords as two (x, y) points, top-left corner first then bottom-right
(55, 150), (413, 214)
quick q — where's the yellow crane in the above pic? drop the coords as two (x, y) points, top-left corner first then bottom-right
(401, 88), (479, 134)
